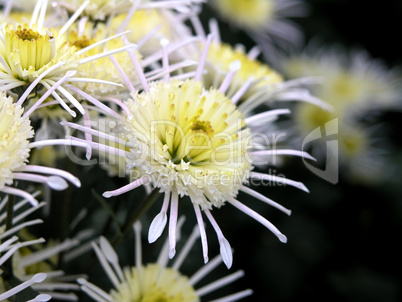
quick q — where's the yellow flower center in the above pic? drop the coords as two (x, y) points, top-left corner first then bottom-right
(14, 27), (42, 40)
(190, 119), (214, 137)
(4, 24), (55, 73)
(110, 264), (199, 302)
(339, 127), (367, 158)
(70, 35), (93, 50)
(326, 72), (365, 105)
(296, 103), (337, 134)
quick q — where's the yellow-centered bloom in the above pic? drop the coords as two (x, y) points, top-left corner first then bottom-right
(1, 0), (136, 117)
(121, 78), (252, 206)
(111, 264), (198, 302)
(0, 23), (77, 85)
(281, 47), (400, 113)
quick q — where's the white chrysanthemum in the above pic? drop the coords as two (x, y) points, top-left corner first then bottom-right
(64, 40), (310, 268)
(209, 0), (307, 63)
(0, 92), (33, 190)
(281, 45), (401, 115)
(65, 21), (141, 99)
(292, 101), (390, 184)
(0, 1), (134, 117)
(0, 92), (83, 206)
(338, 124), (389, 184)
(0, 22), (77, 91)
(121, 78), (252, 206)
(280, 44), (400, 183)
(78, 221), (252, 302)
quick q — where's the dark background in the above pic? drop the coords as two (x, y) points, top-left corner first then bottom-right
(194, 0), (402, 301)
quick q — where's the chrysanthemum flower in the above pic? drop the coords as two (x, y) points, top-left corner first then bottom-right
(280, 44), (400, 183)
(0, 92), (82, 206)
(63, 40), (310, 268)
(63, 21), (142, 99)
(281, 45), (401, 114)
(208, 0), (307, 63)
(0, 0), (134, 117)
(338, 124), (389, 183)
(78, 220), (252, 302)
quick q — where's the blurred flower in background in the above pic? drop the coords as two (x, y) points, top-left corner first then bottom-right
(208, 0), (308, 64)
(279, 43), (401, 183)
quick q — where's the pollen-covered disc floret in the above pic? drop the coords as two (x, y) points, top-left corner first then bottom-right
(122, 79), (252, 209)
(111, 264), (198, 302)
(0, 92), (33, 190)
(0, 23), (77, 83)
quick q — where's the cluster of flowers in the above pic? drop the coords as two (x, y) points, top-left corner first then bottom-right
(0, 0), (399, 301)
(280, 43), (401, 183)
